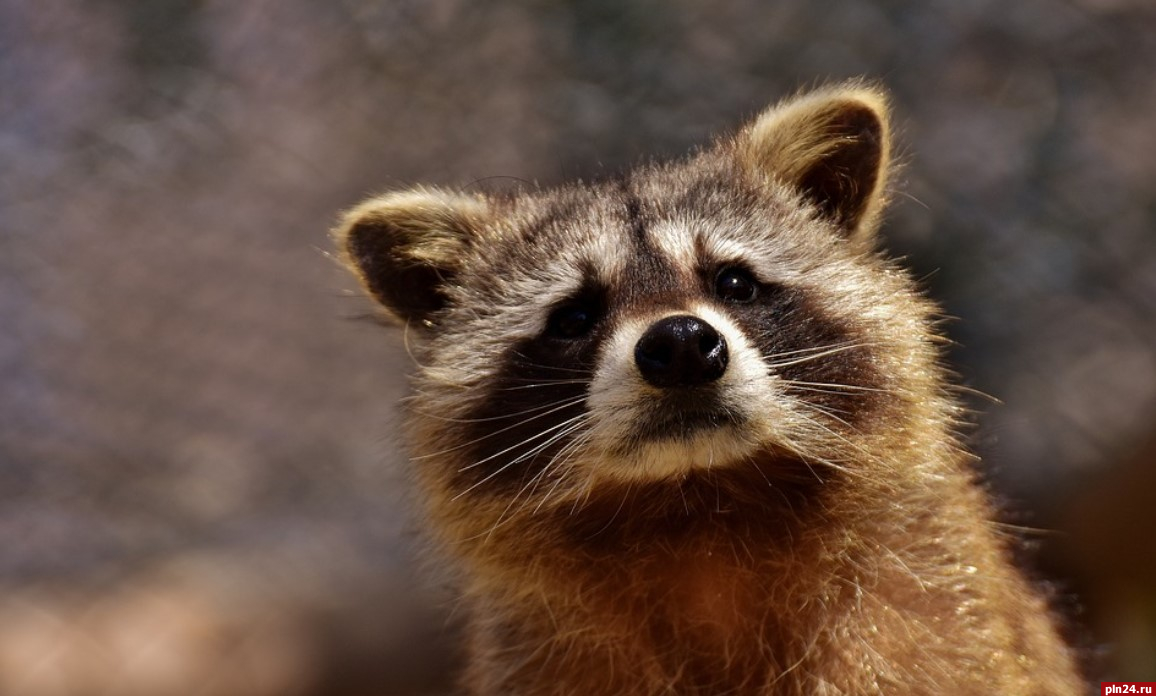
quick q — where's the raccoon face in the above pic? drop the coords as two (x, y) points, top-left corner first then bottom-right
(338, 85), (937, 509)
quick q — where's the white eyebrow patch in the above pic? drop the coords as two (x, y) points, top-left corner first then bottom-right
(644, 218), (699, 270)
(581, 227), (631, 287)
(646, 217), (763, 275)
(694, 224), (758, 265)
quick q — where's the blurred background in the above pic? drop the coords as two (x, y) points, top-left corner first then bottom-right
(2, 0), (1154, 693)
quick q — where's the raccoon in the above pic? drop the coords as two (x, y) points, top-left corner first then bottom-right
(335, 84), (1081, 695)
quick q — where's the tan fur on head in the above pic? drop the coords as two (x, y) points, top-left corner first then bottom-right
(738, 82), (892, 245)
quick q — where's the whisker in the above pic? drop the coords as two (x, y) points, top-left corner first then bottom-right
(584, 480), (633, 540)
(789, 411), (879, 479)
(765, 342), (879, 370)
(500, 380), (590, 391)
(530, 429), (593, 514)
(951, 383), (1000, 405)
(782, 384), (865, 400)
(509, 352), (592, 375)
(797, 401), (858, 430)
(781, 379), (891, 394)
(454, 415), (589, 500)
(457, 411), (589, 475)
(412, 396), (587, 459)
(483, 425), (588, 541)
(758, 340), (860, 360)
(412, 395), (585, 424)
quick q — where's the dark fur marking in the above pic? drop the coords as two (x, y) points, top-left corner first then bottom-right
(728, 286), (884, 425)
(617, 189), (688, 314)
(452, 283), (608, 494)
(555, 460), (829, 554)
(623, 186), (648, 249)
(624, 389), (746, 446)
(620, 177), (683, 289)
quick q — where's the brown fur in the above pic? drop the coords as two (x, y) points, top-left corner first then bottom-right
(335, 83), (1081, 694)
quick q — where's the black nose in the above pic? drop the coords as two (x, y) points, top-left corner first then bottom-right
(634, 315), (728, 388)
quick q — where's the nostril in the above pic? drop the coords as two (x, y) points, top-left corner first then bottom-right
(699, 331), (723, 360)
(636, 335), (675, 371)
(635, 315), (729, 388)
(700, 330), (728, 378)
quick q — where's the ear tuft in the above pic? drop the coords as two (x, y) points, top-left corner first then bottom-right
(738, 83), (892, 243)
(334, 188), (487, 327)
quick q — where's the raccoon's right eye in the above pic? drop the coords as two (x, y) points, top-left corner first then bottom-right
(545, 304), (597, 339)
(715, 266), (759, 303)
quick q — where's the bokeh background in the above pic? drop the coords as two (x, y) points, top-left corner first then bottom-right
(3, 1), (1155, 694)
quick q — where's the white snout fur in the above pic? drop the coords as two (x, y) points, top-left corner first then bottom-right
(584, 302), (790, 483)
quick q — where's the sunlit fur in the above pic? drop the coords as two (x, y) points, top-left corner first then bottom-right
(335, 83), (1081, 695)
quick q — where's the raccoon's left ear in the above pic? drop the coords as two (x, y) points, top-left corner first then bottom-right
(738, 83), (892, 244)
(334, 188), (487, 329)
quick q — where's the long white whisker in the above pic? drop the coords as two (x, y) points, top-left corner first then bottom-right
(789, 411), (878, 479)
(500, 380), (590, 391)
(413, 395), (587, 459)
(454, 415), (589, 500)
(483, 422), (588, 541)
(533, 432), (591, 514)
(765, 343), (878, 370)
(413, 394), (586, 424)
(508, 353), (591, 374)
(781, 379), (891, 394)
(758, 340), (859, 359)
(457, 410), (589, 474)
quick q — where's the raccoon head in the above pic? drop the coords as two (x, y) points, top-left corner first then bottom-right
(337, 84), (945, 525)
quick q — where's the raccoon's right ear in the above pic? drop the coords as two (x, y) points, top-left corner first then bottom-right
(334, 189), (487, 328)
(737, 83), (892, 245)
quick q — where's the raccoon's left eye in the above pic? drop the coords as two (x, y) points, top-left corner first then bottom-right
(546, 304), (597, 339)
(715, 267), (758, 303)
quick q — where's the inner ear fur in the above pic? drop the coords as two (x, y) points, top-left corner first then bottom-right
(334, 188), (487, 327)
(738, 83), (892, 243)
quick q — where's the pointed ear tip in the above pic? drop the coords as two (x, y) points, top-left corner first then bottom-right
(332, 194), (396, 246)
(337, 189), (434, 228)
(779, 81), (890, 117)
(746, 83), (892, 144)
(808, 83), (891, 125)
(333, 188), (464, 249)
